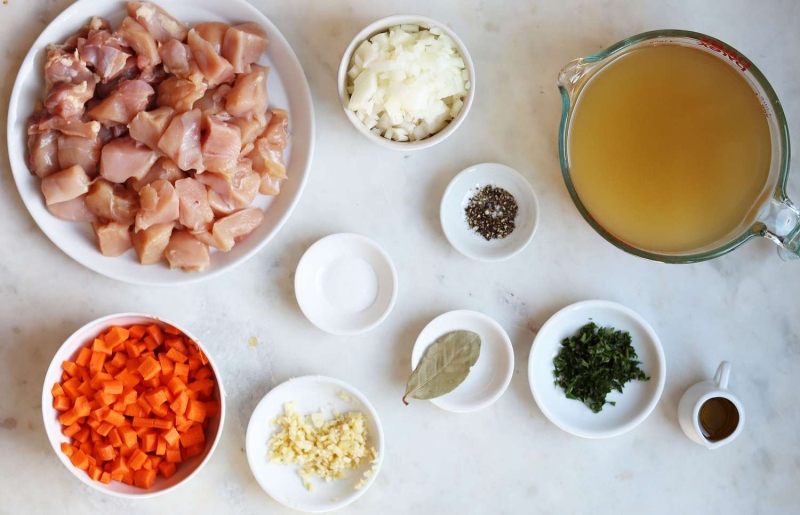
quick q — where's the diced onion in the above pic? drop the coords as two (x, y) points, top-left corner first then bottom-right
(346, 25), (469, 142)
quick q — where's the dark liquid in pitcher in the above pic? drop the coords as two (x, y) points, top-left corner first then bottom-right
(699, 397), (740, 441)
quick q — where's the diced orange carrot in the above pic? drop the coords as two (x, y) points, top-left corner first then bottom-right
(164, 378), (187, 399)
(173, 362), (189, 382)
(100, 471), (112, 484)
(88, 464), (103, 481)
(102, 380), (123, 395)
(141, 376), (162, 390)
(96, 443), (115, 462)
(110, 455), (129, 475)
(80, 441), (93, 457)
(75, 347), (93, 367)
(164, 325), (181, 336)
(107, 428), (122, 448)
(53, 395), (71, 411)
(165, 348), (188, 364)
(158, 353), (174, 377)
(129, 324), (147, 339)
(115, 368), (141, 389)
(63, 423), (82, 438)
(62, 378), (81, 401)
(143, 335), (159, 352)
(89, 371), (113, 390)
(183, 442), (205, 459)
(194, 366), (213, 381)
(186, 399), (207, 423)
(161, 427), (180, 447)
(76, 381), (96, 398)
(101, 410), (124, 428)
(145, 324), (164, 345)
(92, 338), (113, 356)
(97, 421), (114, 437)
(121, 471), (134, 485)
(51, 382), (65, 398)
(124, 340), (141, 358)
(146, 387), (168, 407)
(156, 436), (167, 456)
(170, 391), (188, 416)
(134, 468), (157, 489)
(137, 356), (161, 381)
(120, 387), (137, 405)
(187, 358), (202, 374)
(74, 427), (91, 444)
(94, 390), (116, 408)
(124, 404), (144, 418)
(128, 448), (148, 471)
(133, 417), (155, 428)
(179, 425), (205, 447)
(152, 419), (174, 431)
(118, 426), (138, 448)
(142, 432), (158, 453)
(165, 337), (189, 354)
(70, 449), (89, 470)
(104, 326), (130, 347)
(89, 351), (106, 375)
(61, 441), (74, 457)
(165, 448), (182, 463)
(62, 361), (81, 377)
(158, 460), (177, 478)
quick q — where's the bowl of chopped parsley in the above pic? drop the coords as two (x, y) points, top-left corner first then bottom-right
(528, 300), (666, 438)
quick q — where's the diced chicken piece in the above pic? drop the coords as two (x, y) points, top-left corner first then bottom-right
(94, 221), (132, 257)
(87, 79), (154, 124)
(115, 17), (161, 71)
(212, 207), (264, 251)
(221, 23), (269, 74)
(226, 65), (268, 118)
(195, 85), (231, 118)
(193, 22), (230, 53)
(94, 56), (139, 99)
(201, 115), (241, 175)
(135, 179), (179, 232)
(191, 230), (220, 250)
(204, 163), (261, 215)
(156, 75), (207, 112)
(157, 39), (197, 79)
(249, 137), (286, 184)
(36, 116), (100, 139)
(128, 157), (186, 192)
(165, 231), (210, 271)
(129, 106), (175, 151)
(27, 129), (60, 178)
(187, 29), (234, 86)
(174, 177), (214, 231)
(57, 134), (103, 176)
(44, 80), (95, 118)
(41, 165), (91, 205)
(139, 64), (168, 85)
(44, 44), (94, 89)
(85, 179), (139, 224)
(47, 194), (97, 222)
(157, 109), (203, 171)
(78, 31), (131, 81)
(230, 110), (269, 146)
(131, 222), (173, 265)
(99, 136), (159, 183)
(127, 1), (189, 43)
(264, 108), (289, 147)
(259, 175), (281, 196)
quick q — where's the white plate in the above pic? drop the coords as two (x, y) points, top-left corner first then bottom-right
(411, 310), (514, 413)
(7, 0), (314, 285)
(295, 234), (398, 335)
(42, 313), (226, 498)
(440, 163), (539, 261)
(528, 300), (666, 438)
(246, 376), (384, 513)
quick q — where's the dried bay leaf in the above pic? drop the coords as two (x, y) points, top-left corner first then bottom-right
(403, 330), (481, 405)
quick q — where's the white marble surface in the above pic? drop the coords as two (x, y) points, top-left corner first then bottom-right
(1, 0), (799, 513)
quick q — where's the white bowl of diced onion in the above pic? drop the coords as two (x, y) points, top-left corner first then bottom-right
(338, 15), (475, 150)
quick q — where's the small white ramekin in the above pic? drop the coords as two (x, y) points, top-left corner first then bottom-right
(337, 14), (476, 151)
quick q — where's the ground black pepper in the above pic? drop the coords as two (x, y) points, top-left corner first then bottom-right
(464, 185), (518, 240)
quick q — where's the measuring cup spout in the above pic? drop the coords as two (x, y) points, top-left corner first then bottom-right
(759, 196), (800, 260)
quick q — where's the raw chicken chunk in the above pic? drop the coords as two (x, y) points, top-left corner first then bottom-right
(99, 136), (159, 183)
(41, 165), (91, 205)
(94, 56), (139, 99)
(78, 30), (131, 81)
(187, 29), (234, 86)
(44, 44), (94, 89)
(129, 106), (175, 151)
(158, 39), (197, 79)
(193, 22), (230, 53)
(157, 75), (207, 112)
(44, 80), (96, 118)
(157, 109), (203, 171)
(172, 177), (213, 231)
(211, 207), (265, 251)
(126, 1), (188, 43)
(201, 115), (241, 175)
(27, 129), (60, 178)
(204, 164), (261, 215)
(36, 116), (100, 139)
(94, 221), (133, 256)
(87, 79), (154, 124)
(115, 17), (161, 70)
(85, 179), (140, 224)
(226, 64), (268, 118)
(131, 222), (173, 264)
(128, 157), (186, 192)
(230, 110), (268, 147)
(221, 23), (269, 74)
(194, 85), (231, 118)
(165, 231), (210, 271)
(47, 195), (97, 222)
(57, 134), (103, 176)
(135, 179), (179, 232)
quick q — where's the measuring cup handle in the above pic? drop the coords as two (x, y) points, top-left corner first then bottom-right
(758, 196), (800, 260)
(714, 361), (731, 389)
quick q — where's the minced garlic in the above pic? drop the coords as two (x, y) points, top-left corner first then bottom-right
(268, 402), (378, 491)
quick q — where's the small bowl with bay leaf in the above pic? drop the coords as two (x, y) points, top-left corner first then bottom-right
(405, 310), (514, 412)
(528, 300), (666, 438)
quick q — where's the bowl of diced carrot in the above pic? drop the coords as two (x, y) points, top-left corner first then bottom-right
(42, 313), (225, 498)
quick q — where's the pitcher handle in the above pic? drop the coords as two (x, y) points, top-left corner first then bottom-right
(714, 361), (731, 389)
(758, 196), (800, 260)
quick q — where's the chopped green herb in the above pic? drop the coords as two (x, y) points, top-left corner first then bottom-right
(553, 322), (649, 413)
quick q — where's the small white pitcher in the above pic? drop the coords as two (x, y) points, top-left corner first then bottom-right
(678, 361), (745, 449)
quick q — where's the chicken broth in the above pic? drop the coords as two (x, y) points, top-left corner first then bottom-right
(568, 45), (772, 254)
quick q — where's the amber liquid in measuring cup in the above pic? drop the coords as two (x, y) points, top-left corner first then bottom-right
(568, 45), (772, 254)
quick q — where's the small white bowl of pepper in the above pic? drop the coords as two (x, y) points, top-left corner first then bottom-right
(440, 163), (539, 261)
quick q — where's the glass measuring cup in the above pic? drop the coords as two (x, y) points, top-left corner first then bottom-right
(557, 30), (800, 263)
